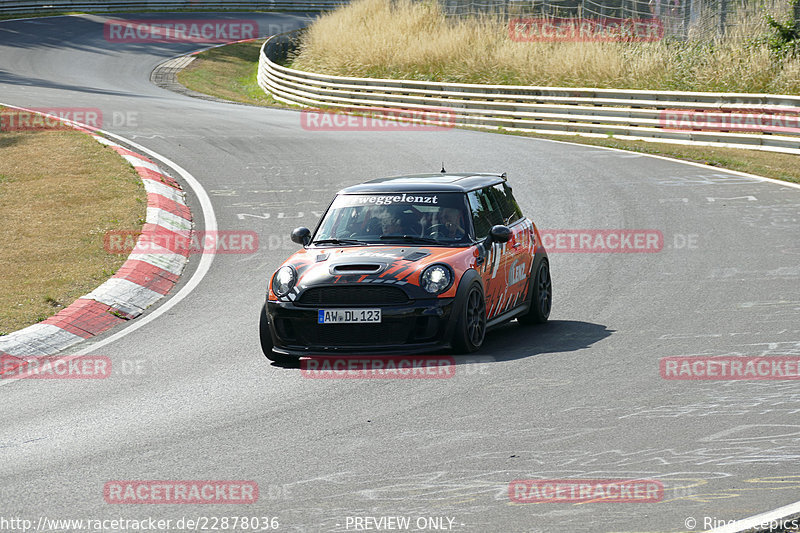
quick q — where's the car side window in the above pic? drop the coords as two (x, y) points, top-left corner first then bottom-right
(490, 183), (523, 225)
(467, 188), (504, 240)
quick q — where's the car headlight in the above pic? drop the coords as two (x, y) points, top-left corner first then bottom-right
(272, 266), (296, 297)
(420, 264), (453, 294)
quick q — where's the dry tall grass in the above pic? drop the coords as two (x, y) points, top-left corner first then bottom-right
(291, 0), (800, 94)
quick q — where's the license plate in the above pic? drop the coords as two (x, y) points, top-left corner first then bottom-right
(318, 309), (381, 324)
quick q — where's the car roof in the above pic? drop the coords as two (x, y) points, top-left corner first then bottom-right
(338, 173), (507, 194)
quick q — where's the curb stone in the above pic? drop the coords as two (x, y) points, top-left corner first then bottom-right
(0, 118), (193, 372)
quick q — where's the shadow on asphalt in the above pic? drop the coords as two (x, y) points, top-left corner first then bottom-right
(477, 319), (613, 362)
(267, 320), (612, 370)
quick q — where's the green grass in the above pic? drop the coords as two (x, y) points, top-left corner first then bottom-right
(177, 41), (286, 107)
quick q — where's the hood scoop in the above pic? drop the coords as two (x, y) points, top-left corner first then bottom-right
(402, 250), (430, 262)
(331, 263), (384, 275)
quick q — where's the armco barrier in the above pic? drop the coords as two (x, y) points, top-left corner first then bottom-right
(258, 30), (800, 154)
(0, 0), (347, 14)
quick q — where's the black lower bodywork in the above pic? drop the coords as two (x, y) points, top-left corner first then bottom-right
(263, 250), (548, 357)
(266, 298), (457, 356)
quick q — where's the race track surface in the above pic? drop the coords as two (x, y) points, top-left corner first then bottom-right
(1, 12), (799, 533)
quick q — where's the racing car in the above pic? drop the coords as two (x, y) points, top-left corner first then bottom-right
(259, 172), (551, 364)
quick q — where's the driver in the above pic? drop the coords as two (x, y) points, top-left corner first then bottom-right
(439, 207), (466, 239)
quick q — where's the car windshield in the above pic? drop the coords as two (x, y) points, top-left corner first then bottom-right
(313, 193), (472, 245)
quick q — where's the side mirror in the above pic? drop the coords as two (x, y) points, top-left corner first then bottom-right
(487, 225), (511, 244)
(291, 227), (311, 246)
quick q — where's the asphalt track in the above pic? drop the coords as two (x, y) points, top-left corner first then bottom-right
(1, 12), (800, 533)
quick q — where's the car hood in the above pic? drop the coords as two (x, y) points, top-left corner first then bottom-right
(274, 245), (477, 300)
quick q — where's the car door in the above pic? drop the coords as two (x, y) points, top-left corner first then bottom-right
(488, 182), (533, 315)
(466, 186), (514, 320)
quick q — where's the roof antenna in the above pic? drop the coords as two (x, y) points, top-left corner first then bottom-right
(440, 163), (446, 174)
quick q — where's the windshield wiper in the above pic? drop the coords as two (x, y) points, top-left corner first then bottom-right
(379, 235), (440, 244)
(313, 238), (363, 245)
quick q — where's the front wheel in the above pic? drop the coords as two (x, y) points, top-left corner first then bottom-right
(452, 283), (486, 354)
(518, 259), (551, 325)
(260, 304), (300, 366)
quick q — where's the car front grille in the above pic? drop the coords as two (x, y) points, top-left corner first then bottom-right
(297, 285), (409, 306)
(303, 322), (411, 346)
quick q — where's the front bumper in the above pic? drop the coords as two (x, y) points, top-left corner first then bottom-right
(266, 297), (457, 356)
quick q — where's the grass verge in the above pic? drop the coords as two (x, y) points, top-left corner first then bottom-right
(177, 41), (287, 107)
(0, 113), (146, 334)
(177, 40), (800, 185)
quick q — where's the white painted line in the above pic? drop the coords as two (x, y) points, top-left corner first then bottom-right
(0, 102), (217, 380)
(705, 501), (800, 532)
(503, 94), (800, 533)
(529, 136), (800, 191)
(71, 133), (217, 355)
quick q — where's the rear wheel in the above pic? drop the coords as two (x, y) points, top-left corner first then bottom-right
(452, 283), (486, 353)
(260, 304), (300, 366)
(518, 259), (551, 325)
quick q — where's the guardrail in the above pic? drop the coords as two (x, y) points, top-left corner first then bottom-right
(258, 30), (800, 155)
(0, 0), (347, 14)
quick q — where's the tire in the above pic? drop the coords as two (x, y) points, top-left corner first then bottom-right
(518, 259), (551, 325)
(452, 283), (487, 354)
(259, 304), (300, 366)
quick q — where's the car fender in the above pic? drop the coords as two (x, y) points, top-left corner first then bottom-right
(443, 268), (484, 343)
(523, 249), (550, 308)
